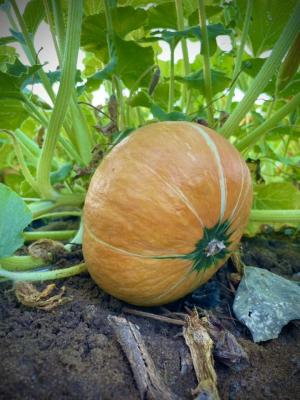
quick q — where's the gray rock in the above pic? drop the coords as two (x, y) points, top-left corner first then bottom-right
(233, 266), (300, 342)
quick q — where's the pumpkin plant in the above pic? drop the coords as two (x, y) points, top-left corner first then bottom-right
(0, 0), (299, 305)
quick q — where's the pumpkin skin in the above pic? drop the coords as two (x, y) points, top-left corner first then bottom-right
(83, 121), (252, 306)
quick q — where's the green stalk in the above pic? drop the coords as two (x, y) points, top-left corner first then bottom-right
(36, 0), (83, 199)
(168, 41), (175, 113)
(220, 1), (300, 138)
(10, 0), (56, 104)
(235, 92), (300, 152)
(52, 0), (66, 53)
(43, 0), (61, 62)
(0, 256), (44, 271)
(15, 129), (41, 158)
(225, 0), (253, 112)
(175, 0), (191, 110)
(23, 230), (77, 242)
(0, 263), (86, 282)
(250, 209), (300, 223)
(22, 96), (50, 128)
(1, 130), (39, 192)
(69, 98), (93, 165)
(50, 0), (93, 164)
(29, 193), (85, 218)
(198, 0), (214, 126)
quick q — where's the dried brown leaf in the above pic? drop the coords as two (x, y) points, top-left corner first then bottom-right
(15, 282), (71, 311)
(183, 310), (220, 399)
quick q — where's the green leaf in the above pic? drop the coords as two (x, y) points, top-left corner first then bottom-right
(0, 45), (17, 72)
(188, 6), (223, 25)
(147, 23), (230, 54)
(0, 36), (16, 45)
(238, 0), (298, 56)
(176, 69), (230, 95)
(242, 58), (265, 78)
(253, 182), (300, 210)
(0, 68), (43, 129)
(81, 6), (148, 61)
(146, 2), (177, 29)
(86, 36), (154, 90)
(128, 90), (152, 108)
(150, 104), (190, 121)
(0, 98), (28, 130)
(0, 184), (32, 258)
(23, 0), (45, 36)
(50, 163), (73, 184)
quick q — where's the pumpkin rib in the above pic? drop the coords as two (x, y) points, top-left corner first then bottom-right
(140, 162), (204, 228)
(152, 266), (194, 301)
(228, 167), (252, 236)
(191, 124), (228, 221)
(228, 154), (246, 223)
(85, 224), (198, 259)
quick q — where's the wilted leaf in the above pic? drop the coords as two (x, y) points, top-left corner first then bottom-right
(233, 266), (300, 342)
(15, 282), (71, 310)
(0, 184), (32, 258)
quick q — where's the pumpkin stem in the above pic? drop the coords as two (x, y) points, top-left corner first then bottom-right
(205, 239), (226, 257)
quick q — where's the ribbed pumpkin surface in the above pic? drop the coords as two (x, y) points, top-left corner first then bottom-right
(83, 122), (252, 306)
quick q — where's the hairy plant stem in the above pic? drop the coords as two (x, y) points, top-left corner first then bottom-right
(220, 1), (300, 138)
(36, 1), (83, 199)
(250, 210), (300, 223)
(168, 41), (176, 113)
(235, 92), (300, 152)
(103, 0), (126, 129)
(0, 263), (87, 282)
(175, 0), (191, 111)
(225, 0), (253, 112)
(23, 230), (77, 242)
(0, 256), (44, 271)
(50, 0), (92, 165)
(198, 0), (214, 126)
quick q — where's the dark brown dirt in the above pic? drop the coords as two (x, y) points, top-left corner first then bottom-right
(1, 234), (300, 400)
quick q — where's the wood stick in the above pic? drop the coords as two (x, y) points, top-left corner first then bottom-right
(108, 315), (181, 400)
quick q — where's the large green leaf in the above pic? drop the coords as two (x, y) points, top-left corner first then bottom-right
(86, 36), (154, 90)
(0, 65), (42, 129)
(253, 182), (300, 210)
(81, 6), (148, 61)
(0, 45), (17, 72)
(146, 2), (177, 29)
(238, 0), (298, 56)
(23, 0), (45, 36)
(0, 184), (32, 258)
(176, 69), (230, 95)
(0, 98), (28, 130)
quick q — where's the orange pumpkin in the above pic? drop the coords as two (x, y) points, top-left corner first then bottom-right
(83, 122), (252, 306)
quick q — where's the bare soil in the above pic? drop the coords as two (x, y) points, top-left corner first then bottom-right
(0, 234), (300, 400)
